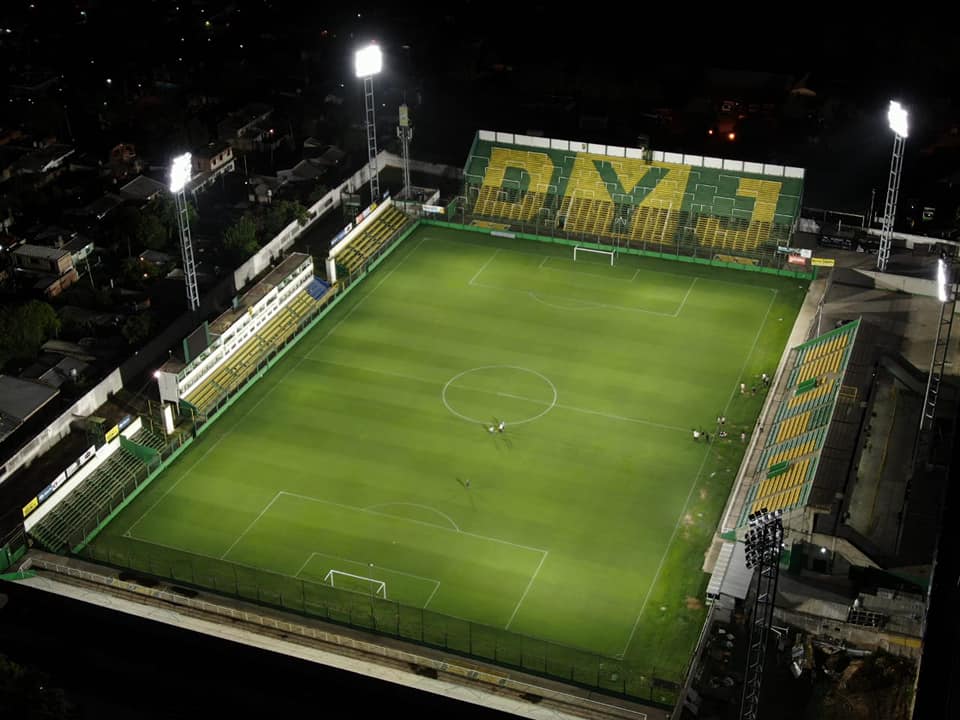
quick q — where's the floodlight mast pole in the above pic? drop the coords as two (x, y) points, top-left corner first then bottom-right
(398, 103), (413, 198)
(878, 101), (908, 272)
(355, 44), (382, 204)
(919, 254), (958, 436)
(740, 509), (784, 720)
(170, 153), (199, 312)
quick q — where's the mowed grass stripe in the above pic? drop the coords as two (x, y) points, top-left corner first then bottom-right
(96, 225), (805, 667)
(226, 492), (545, 627)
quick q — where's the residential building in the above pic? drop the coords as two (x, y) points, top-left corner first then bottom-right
(217, 102), (273, 152)
(12, 244), (79, 297)
(13, 245), (74, 276)
(194, 141), (234, 174)
(190, 140), (236, 193)
(120, 175), (166, 204)
(0, 375), (60, 445)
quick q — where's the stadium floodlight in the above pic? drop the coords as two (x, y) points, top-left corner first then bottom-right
(888, 100), (909, 138)
(169, 152), (192, 193)
(354, 43), (382, 78)
(878, 101), (908, 272)
(740, 509), (784, 720)
(937, 257), (948, 302)
(169, 152), (199, 311)
(355, 43), (382, 201)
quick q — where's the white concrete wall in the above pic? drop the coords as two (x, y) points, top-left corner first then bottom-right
(1, 368), (123, 487)
(178, 259), (313, 399)
(24, 437), (122, 531)
(859, 270), (958, 309)
(330, 199), (394, 260)
(479, 128), (805, 180)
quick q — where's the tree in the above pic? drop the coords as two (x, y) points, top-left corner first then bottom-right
(260, 200), (308, 239)
(109, 205), (142, 255)
(120, 257), (164, 289)
(121, 313), (153, 346)
(138, 213), (167, 251)
(152, 194), (197, 245)
(223, 215), (260, 261)
(0, 653), (74, 718)
(0, 301), (61, 369)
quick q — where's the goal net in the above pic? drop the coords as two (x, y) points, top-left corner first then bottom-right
(573, 245), (615, 266)
(322, 569), (387, 599)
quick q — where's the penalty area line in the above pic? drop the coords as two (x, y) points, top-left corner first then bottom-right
(506, 550), (548, 630)
(468, 249), (500, 286)
(221, 491), (282, 559)
(619, 289), (778, 659)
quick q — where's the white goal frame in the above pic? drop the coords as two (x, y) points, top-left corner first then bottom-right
(573, 245), (615, 266)
(322, 569), (387, 598)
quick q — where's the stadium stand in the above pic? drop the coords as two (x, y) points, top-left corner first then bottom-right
(738, 320), (860, 524)
(464, 137), (802, 255)
(30, 427), (167, 553)
(182, 287), (336, 417)
(472, 147), (556, 222)
(335, 205), (413, 277)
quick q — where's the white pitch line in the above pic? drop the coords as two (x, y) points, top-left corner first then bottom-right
(302, 549), (442, 610)
(279, 491), (548, 555)
(468, 249), (500, 286)
(495, 391), (689, 433)
(307, 236), (430, 355)
(538, 255), (550, 270)
(473, 280), (678, 316)
(506, 550), (548, 630)
(126, 531), (446, 611)
(221, 491), (282, 559)
(302, 358), (688, 433)
(672, 277), (698, 316)
(295, 553), (315, 578)
(364, 502), (461, 532)
(297, 551), (442, 586)
(124, 532), (301, 583)
(128, 237), (429, 538)
(423, 580), (442, 609)
(619, 289), (779, 658)
(541, 261), (636, 283)
(424, 233), (780, 292)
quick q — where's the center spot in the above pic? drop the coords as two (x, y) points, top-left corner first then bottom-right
(441, 366), (557, 426)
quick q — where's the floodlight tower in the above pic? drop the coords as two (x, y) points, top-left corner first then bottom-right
(355, 43), (382, 203)
(397, 103), (413, 198)
(878, 101), (908, 272)
(740, 509), (784, 720)
(919, 252), (958, 434)
(170, 153), (199, 312)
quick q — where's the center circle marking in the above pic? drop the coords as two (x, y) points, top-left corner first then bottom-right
(441, 365), (558, 426)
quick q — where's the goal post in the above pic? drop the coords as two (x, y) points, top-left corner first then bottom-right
(573, 245), (615, 266)
(323, 569), (387, 599)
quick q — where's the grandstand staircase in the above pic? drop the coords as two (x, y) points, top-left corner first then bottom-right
(474, 186), (546, 222)
(183, 282), (339, 417)
(30, 428), (168, 554)
(336, 205), (412, 276)
(466, 137), (803, 261)
(738, 321), (859, 525)
(627, 205), (680, 246)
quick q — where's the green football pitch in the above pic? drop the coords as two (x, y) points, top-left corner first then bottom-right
(89, 225), (806, 684)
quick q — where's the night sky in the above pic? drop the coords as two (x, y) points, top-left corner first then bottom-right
(1, 2), (958, 718)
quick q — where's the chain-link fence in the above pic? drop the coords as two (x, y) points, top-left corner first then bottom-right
(450, 191), (805, 274)
(81, 537), (683, 705)
(45, 216), (688, 705)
